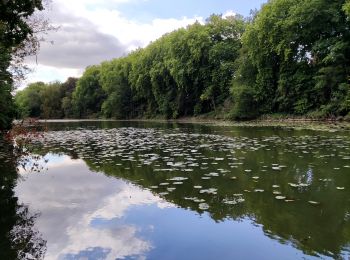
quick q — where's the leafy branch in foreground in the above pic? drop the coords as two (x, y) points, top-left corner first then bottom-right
(0, 0), (55, 130)
(4, 118), (48, 173)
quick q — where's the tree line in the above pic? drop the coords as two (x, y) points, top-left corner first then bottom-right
(15, 78), (78, 119)
(14, 0), (350, 121)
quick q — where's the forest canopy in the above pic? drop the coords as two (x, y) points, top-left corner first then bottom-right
(15, 0), (350, 121)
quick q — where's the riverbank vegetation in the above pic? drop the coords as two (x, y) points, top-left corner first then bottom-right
(14, 0), (350, 122)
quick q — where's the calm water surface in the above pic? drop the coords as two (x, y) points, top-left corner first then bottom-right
(1, 121), (350, 259)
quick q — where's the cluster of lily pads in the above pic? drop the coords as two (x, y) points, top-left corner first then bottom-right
(28, 127), (350, 212)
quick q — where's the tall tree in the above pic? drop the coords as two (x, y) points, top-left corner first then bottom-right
(202, 14), (245, 113)
(100, 57), (133, 119)
(232, 0), (350, 118)
(0, 0), (44, 130)
(72, 66), (106, 118)
(15, 82), (45, 118)
(60, 77), (78, 118)
(40, 82), (64, 119)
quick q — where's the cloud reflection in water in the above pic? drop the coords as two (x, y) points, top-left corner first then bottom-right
(15, 154), (174, 260)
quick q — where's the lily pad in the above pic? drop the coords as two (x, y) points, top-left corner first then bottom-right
(169, 177), (188, 181)
(288, 183), (299, 188)
(272, 166), (281, 171)
(308, 201), (320, 205)
(275, 196), (286, 200)
(199, 203), (210, 210)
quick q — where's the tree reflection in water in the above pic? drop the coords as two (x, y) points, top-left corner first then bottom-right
(27, 124), (350, 259)
(3, 121), (350, 259)
(0, 139), (47, 260)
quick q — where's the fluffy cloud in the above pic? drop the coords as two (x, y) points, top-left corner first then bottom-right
(25, 0), (204, 84)
(223, 10), (237, 18)
(79, 8), (204, 48)
(16, 155), (173, 260)
(21, 65), (82, 89)
(27, 3), (127, 69)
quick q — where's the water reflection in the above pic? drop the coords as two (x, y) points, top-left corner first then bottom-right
(6, 122), (350, 259)
(15, 154), (317, 260)
(16, 155), (173, 260)
(0, 141), (46, 260)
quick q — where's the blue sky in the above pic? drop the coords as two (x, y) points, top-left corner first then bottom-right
(117, 0), (265, 22)
(24, 0), (267, 86)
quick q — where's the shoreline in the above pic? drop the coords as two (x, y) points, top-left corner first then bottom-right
(34, 117), (350, 132)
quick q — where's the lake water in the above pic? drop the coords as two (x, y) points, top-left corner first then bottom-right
(1, 121), (350, 259)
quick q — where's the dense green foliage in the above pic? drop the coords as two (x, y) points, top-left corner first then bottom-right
(0, 0), (44, 129)
(97, 15), (245, 119)
(16, 14), (245, 119)
(232, 0), (350, 119)
(72, 66), (106, 118)
(344, 0), (350, 16)
(16, 0), (350, 120)
(15, 78), (78, 119)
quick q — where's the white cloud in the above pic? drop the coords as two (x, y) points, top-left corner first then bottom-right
(26, 2), (128, 69)
(223, 10), (237, 18)
(25, 0), (204, 84)
(15, 155), (174, 260)
(20, 65), (81, 89)
(79, 8), (204, 47)
(92, 185), (173, 220)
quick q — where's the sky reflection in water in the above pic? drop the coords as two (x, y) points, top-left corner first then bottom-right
(15, 154), (314, 260)
(11, 122), (350, 259)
